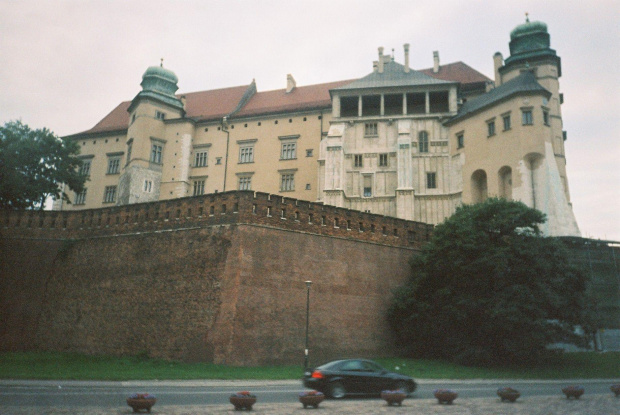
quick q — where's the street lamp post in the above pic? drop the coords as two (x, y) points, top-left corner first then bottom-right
(304, 280), (312, 371)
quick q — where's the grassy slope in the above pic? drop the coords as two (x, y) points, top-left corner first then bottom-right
(0, 352), (618, 381)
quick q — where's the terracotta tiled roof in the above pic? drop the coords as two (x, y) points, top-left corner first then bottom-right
(184, 85), (250, 122)
(232, 80), (354, 118)
(85, 101), (132, 134)
(76, 85), (250, 136)
(420, 61), (491, 84)
(72, 61), (490, 137)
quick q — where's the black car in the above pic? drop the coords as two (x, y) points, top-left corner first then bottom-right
(303, 359), (417, 398)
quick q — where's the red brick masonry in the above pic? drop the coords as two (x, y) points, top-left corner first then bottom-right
(0, 192), (430, 365)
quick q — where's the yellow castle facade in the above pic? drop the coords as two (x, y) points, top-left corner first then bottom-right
(58, 18), (580, 236)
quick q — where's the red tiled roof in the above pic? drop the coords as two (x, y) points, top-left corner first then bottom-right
(232, 79), (354, 118)
(420, 61), (491, 84)
(86, 101), (131, 134)
(77, 85), (250, 135)
(73, 62), (490, 137)
(184, 85), (250, 121)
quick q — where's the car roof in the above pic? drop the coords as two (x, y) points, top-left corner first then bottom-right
(316, 358), (382, 369)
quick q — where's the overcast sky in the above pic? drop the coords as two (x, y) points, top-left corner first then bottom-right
(1, 0), (618, 240)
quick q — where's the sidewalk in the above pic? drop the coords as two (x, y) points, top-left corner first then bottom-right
(2, 395), (618, 414)
(1, 380), (618, 414)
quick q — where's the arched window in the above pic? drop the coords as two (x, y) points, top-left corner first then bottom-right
(471, 169), (488, 203)
(419, 131), (429, 153)
(498, 166), (512, 201)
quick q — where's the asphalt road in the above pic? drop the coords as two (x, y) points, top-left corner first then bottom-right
(0, 379), (616, 409)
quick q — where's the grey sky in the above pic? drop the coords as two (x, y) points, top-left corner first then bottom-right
(1, 0), (618, 240)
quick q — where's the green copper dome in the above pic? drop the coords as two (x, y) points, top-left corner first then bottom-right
(504, 18), (559, 73)
(510, 20), (548, 40)
(141, 65), (179, 95)
(128, 63), (184, 113)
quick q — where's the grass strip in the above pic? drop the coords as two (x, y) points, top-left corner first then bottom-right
(0, 351), (618, 381)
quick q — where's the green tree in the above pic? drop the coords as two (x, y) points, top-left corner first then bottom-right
(388, 198), (594, 366)
(0, 120), (86, 210)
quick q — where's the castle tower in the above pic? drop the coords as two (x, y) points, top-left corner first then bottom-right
(457, 17), (579, 236)
(118, 63), (187, 205)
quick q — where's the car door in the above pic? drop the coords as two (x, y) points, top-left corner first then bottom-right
(337, 360), (366, 393)
(359, 360), (393, 393)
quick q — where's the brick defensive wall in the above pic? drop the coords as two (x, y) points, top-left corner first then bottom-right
(0, 191), (433, 248)
(0, 192), (433, 365)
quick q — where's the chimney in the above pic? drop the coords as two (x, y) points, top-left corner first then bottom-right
(493, 52), (504, 87)
(404, 44), (410, 73)
(286, 74), (296, 93)
(433, 51), (440, 73)
(378, 47), (385, 73)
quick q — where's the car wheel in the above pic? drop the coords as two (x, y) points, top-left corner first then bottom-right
(328, 382), (346, 399)
(394, 381), (410, 394)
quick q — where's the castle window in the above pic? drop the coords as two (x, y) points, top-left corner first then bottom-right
(457, 133), (464, 149)
(406, 92), (425, 114)
(79, 159), (92, 176)
(426, 172), (437, 189)
(379, 153), (388, 167)
(384, 94), (403, 116)
(195, 151), (208, 167)
(543, 109), (550, 126)
(522, 109), (533, 125)
(155, 111), (166, 120)
(306, 149), (313, 157)
(193, 180), (205, 196)
(103, 186), (117, 203)
(74, 189), (87, 205)
(126, 140), (133, 165)
(354, 154), (363, 167)
(281, 142), (296, 160)
(503, 114), (511, 131)
(238, 176), (252, 190)
(429, 91), (449, 113)
(107, 156), (121, 174)
(280, 173), (295, 192)
(364, 122), (378, 137)
(363, 174), (372, 197)
(239, 146), (254, 163)
(151, 142), (163, 164)
(419, 131), (429, 153)
(362, 95), (381, 116)
(340, 96), (358, 117)
(216, 157), (222, 165)
(487, 120), (496, 137)
(144, 180), (152, 192)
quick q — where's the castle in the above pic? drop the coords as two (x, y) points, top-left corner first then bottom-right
(58, 18), (580, 237)
(3, 20), (620, 364)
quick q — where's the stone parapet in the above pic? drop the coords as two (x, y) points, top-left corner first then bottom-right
(0, 191), (433, 248)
